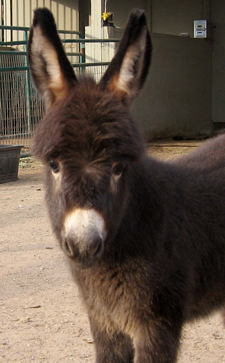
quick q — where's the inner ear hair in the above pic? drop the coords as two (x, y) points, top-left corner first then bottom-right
(28, 8), (77, 109)
(112, 30), (148, 102)
(99, 9), (151, 105)
(31, 26), (70, 108)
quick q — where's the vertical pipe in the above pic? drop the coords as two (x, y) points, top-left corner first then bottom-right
(0, 0), (2, 42)
(79, 31), (85, 74)
(24, 29), (32, 135)
(148, 0), (153, 33)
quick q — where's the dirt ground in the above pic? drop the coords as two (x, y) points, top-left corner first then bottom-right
(1, 141), (225, 363)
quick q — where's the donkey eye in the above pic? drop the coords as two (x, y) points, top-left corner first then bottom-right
(112, 162), (126, 176)
(49, 160), (60, 173)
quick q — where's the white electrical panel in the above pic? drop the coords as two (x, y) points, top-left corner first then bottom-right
(194, 20), (207, 38)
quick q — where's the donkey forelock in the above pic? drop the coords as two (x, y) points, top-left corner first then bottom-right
(32, 76), (145, 164)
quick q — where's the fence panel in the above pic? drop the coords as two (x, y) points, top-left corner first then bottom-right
(0, 25), (44, 153)
(0, 60), (44, 152)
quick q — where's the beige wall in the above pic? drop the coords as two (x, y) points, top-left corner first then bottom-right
(132, 34), (212, 138)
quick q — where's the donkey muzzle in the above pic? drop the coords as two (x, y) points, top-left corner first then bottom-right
(63, 208), (107, 260)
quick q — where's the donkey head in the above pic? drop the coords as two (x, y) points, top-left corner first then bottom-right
(28, 8), (151, 265)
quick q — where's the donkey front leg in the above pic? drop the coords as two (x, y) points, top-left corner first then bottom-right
(89, 317), (134, 363)
(133, 321), (181, 363)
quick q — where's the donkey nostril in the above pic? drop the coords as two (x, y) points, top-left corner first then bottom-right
(63, 238), (75, 257)
(89, 235), (103, 257)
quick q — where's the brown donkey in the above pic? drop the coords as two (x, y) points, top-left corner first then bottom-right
(29, 8), (225, 363)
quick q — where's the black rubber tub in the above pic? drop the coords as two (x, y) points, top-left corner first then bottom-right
(0, 145), (23, 183)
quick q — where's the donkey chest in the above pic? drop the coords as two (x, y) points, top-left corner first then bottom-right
(73, 263), (152, 334)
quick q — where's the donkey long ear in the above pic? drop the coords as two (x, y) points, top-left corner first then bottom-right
(100, 9), (152, 105)
(28, 8), (77, 110)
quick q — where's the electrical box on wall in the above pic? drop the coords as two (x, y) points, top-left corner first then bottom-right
(194, 20), (207, 38)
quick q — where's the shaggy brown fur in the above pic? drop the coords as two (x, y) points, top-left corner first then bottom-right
(29, 8), (225, 363)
